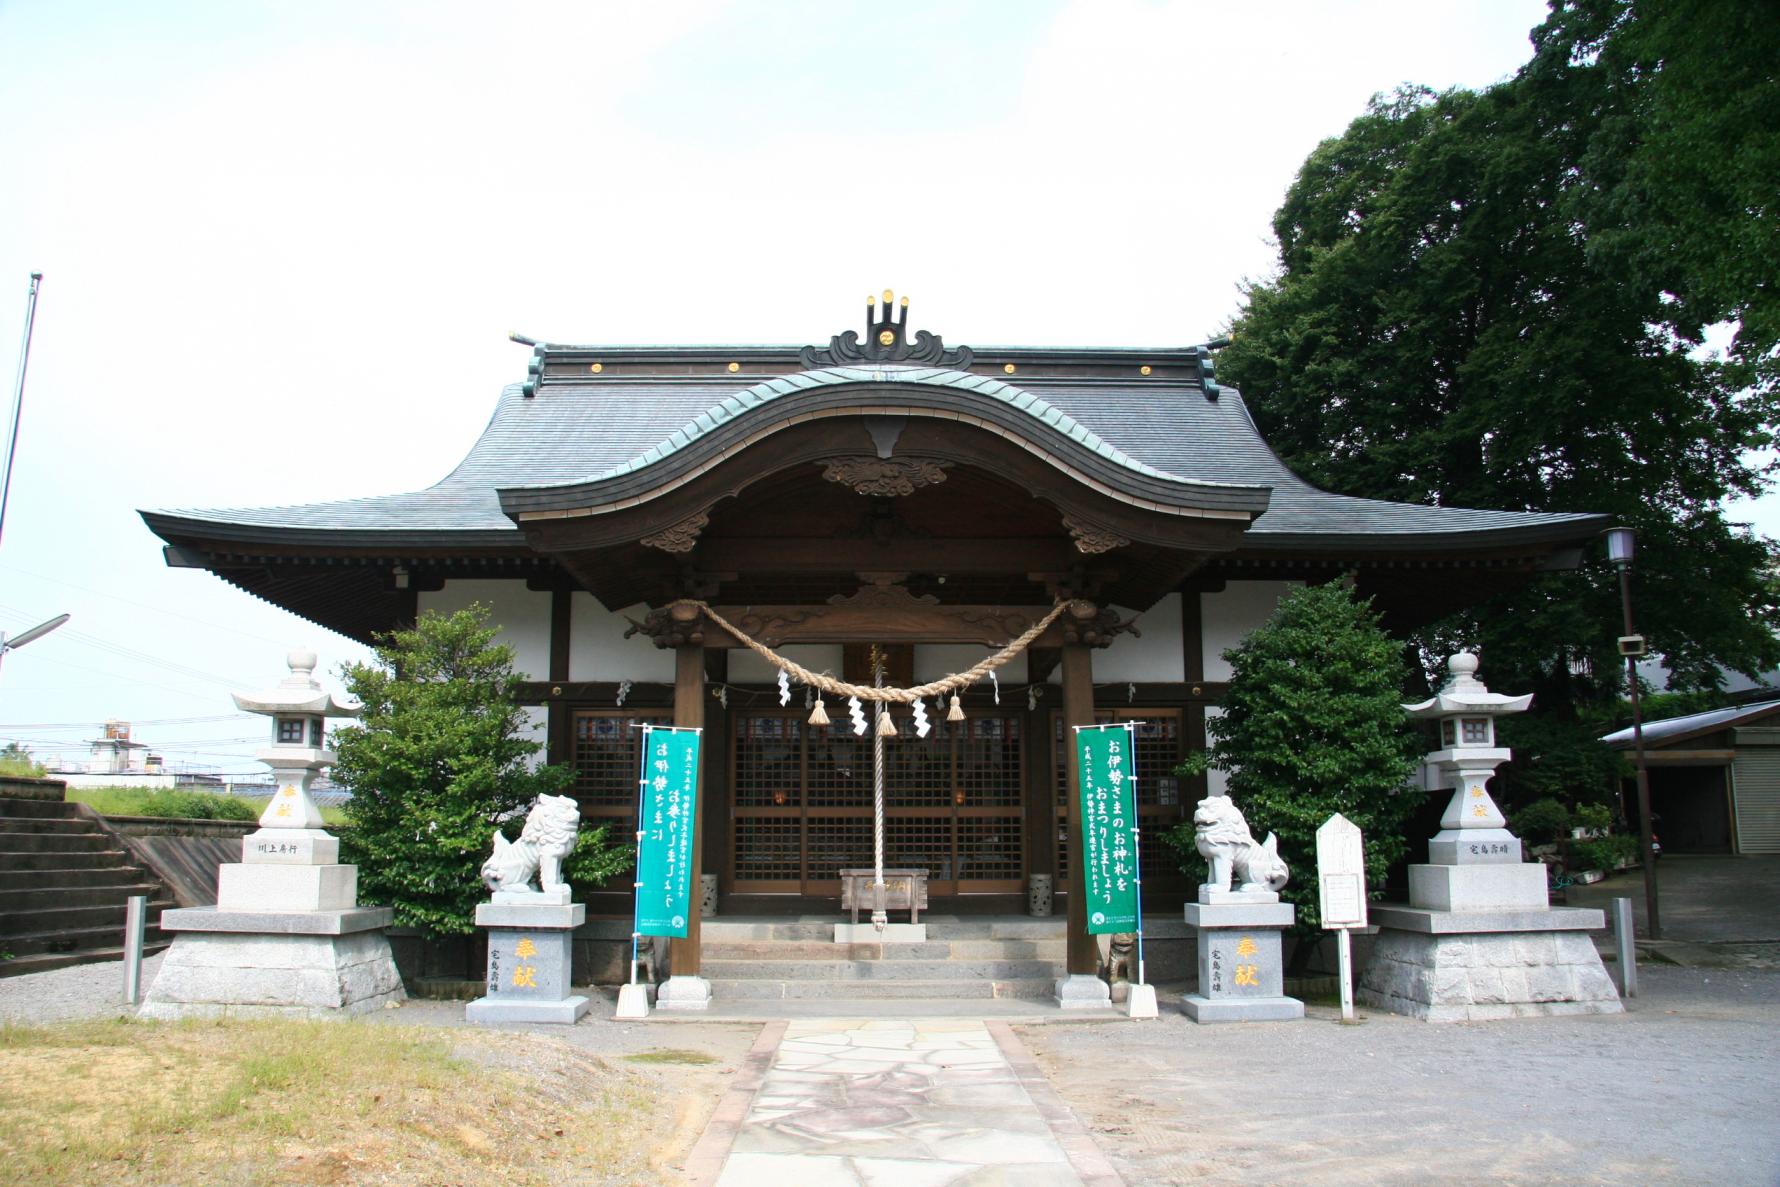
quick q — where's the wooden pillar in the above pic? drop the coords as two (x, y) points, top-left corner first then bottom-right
(670, 642), (705, 977)
(1061, 640), (1099, 976)
(1181, 590), (1209, 804)
(545, 587), (572, 766)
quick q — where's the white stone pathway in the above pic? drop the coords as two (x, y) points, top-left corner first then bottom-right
(708, 1018), (1123, 1187)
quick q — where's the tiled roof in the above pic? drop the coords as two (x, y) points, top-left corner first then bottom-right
(143, 362), (1607, 550)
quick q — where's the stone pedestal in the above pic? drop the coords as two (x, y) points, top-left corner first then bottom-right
(141, 906), (404, 1019)
(1358, 828), (1623, 1022)
(1359, 906), (1621, 1020)
(466, 900), (591, 1025)
(1181, 901), (1304, 1023)
(1054, 972), (1112, 1010)
(140, 801), (404, 1020)
(656, 974), (712, 1011)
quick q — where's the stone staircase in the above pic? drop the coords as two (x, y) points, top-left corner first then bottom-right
(699, 917), (1067, 1001)
(0, 796), (177, 977)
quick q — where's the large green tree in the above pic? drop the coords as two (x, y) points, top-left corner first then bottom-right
(1218, 19), (1780, 806)
(1531, 0), (1780, 397)
(333, 606), (619, 937)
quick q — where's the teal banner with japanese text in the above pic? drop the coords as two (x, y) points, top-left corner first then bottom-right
(635, 726), (702, 937)
(1075, 723), (1139, 934)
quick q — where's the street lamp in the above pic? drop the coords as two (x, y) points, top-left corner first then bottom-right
(0, 612), (70, 674)
(1604, 527), (1660, 940)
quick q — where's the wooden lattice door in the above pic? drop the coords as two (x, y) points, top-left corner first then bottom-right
(731, 709), (1026, 897)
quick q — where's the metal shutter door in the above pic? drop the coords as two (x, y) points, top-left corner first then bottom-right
(1731, 746), (1780, 853)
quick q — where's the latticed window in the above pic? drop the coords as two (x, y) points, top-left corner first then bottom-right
(1053, 709), (1186, 891)
(571, 711), (672, 863)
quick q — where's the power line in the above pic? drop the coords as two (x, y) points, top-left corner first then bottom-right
(0, 713), (253, 729)
(0, 605), (252, 690)
(0, 561), (296, 647)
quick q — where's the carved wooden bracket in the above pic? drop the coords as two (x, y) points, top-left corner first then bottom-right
(622, 600), (717, 649)
(822, 456), (951, 498)
(1059, 601), (1140, 649)
(640, 511), (710, 554)
(1062, 513), (1131, 555)
(827, 579), (941, 611)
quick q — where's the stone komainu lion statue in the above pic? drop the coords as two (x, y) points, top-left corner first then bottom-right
(1194, 794), (1290, 895)
(480, 793), (581, 895)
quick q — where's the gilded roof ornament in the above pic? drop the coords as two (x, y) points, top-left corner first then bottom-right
(799, 291), (974, 369)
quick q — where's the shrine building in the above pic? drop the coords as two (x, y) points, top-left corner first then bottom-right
(141, 297), (1608, 980)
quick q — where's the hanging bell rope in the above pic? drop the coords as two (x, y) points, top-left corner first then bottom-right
(671, 599), (1075, 704)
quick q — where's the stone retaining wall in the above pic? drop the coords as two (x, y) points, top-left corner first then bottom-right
(0, 775), (66, 801)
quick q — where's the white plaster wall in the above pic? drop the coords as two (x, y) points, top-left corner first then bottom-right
(1097, 593), (1184, 683)
(1204, 705), (1230, 795)
(730, 644), (845, 685)
(518, 704), (548, 767)
(1201, 580), (1301, 682)
(568, 597), (676, 684)
(915, 644), (1027, 685)
(419, 579), (552, 680)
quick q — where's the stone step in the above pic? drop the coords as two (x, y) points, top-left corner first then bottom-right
(700, 957), (1062, 982)
(698, 938), (1070, 963)
(0, 901), (174, 937)
(0, 816), (101, 835)
(700, 917), (1066, 943)
(0, 830), (123, 854)
(700, 940), (957, 961)
(0, 883), (167, 911)
(701, 921), (847, 942)
(1, 922), (172, 959)
(0, 848), (133, 871)
(938, 938), (1067, 960)
(707, 978), (1060, 1001)
(0, 867), (154, 891)
(0, 940), (173, 979)
(0, 797), (84, 820)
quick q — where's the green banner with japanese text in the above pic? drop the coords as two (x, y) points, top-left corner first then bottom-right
(1075, 723), (1139, 934)
(635, 726), (702, 937)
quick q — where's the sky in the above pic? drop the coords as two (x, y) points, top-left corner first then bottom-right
(0, 0), (1767, 777)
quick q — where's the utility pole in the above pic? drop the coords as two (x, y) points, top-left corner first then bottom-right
(1, 272), (43, 549)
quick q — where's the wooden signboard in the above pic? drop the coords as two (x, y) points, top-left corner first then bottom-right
(1316, 813), (1368, 929)
(1316, 813), (1367, 1022)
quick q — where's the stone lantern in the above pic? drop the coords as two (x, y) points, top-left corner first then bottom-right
(1404, 652), (1534, 877)
(1357, 652), (1621, 1021)
(231, 647), (358, 842)
(139, 648), (404, 1020)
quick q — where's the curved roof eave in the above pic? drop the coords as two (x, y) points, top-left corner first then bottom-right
(495, 365), (1272, 518)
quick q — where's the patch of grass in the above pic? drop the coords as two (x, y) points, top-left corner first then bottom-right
(623, 1048), (718, 1066)
(0, 1017), (659, 1185)
(67, 786), (346, 825)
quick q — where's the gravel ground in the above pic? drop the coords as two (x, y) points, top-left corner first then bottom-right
(1020, 965), (1780, 1187)
(0, 952), (170, 1026)
(12, 953), (1778, 1185)
(0, 954), (760, 1065)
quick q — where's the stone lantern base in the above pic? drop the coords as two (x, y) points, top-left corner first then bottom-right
(140, 906), (404, 1020)
(1359, 905), (1622, 1021)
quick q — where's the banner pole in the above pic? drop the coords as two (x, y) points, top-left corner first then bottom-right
(630, 724), (650, 988)
(1127, 724), (1146, 987)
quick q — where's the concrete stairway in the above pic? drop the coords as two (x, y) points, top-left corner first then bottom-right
(0, 796), (176, 977)
(699, 917), (1068, 1001)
